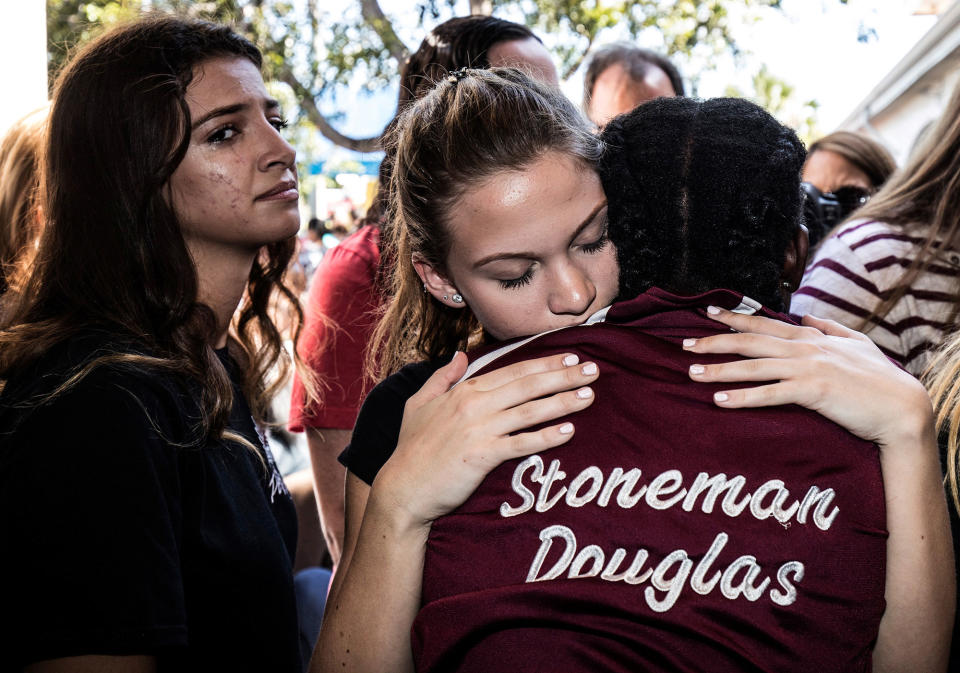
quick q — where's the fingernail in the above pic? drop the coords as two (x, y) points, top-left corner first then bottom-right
(707, 305), (722, 315)
(576, 387), (593, 399)
(563, 354), (579, 367)
(581, 362), (598, 375)
(689, 364), (705, 375)
(714, 392), (729, 402)
(450, 351), (461, 362)
(559, 423), (574, 434)
(683, 338), (697, 348)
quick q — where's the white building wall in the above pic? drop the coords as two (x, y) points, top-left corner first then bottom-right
(0, 2), (48, 135)
(865, 79), (952, 164)
(839, 1), (960, 167)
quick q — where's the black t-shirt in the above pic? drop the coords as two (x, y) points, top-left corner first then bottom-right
(339, 360), (440, 485)
(0, 337), (301, 672)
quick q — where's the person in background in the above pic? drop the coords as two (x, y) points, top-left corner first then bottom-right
(325, 223), (350, 246)
(298, 216), (327, 284)
(800, 130), (896, 246)
(0, 106), (47, 295)
(790, 83), (960, 376)
(319, 221), (343, 251)
(0, 16), (306, 671)
(582, 43), (683, 127)
(288, 14), (560, 570)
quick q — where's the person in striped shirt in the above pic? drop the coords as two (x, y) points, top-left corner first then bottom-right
(790, 85), (960, 376)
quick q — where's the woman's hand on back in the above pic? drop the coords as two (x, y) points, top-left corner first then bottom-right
(682, 307), (933, 449)
(314, 352), (598, 673)
(683, 306), (954, 672)
(372, 351), (599, 529)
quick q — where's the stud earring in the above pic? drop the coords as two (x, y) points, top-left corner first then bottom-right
(442, 295), (449, 301)
(452, 293), (464, 304)
(781, 280), (792, 289)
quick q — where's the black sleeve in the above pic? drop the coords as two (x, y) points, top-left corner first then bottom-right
(1, 371), (188, 666)
(339, 360), (440, 485)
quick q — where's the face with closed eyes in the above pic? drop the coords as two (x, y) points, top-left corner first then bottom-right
(415, 151), (619, 341)
(169, 56), (300, 259)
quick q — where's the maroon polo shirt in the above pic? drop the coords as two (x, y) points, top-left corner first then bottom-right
(414, 287), (886, 673)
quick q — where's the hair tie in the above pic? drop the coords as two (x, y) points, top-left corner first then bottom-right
(447, 67), (469, 84)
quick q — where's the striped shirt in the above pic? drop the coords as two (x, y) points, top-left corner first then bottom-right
(790, 218), (960, 375)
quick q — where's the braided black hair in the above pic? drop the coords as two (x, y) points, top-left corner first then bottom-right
(599, 97), (806, 311)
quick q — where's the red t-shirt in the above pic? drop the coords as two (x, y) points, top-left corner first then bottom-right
(415, 287), (886, 673)
(289, 225), (380, 432)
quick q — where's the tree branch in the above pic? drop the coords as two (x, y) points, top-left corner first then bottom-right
(359, 0), (408, 65)
(561, 34), (594, 81)
(278, 67), (383, 153)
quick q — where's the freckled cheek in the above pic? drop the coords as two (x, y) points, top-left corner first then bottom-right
(172, 176), (240, 227)
(199, 158), (251, 219)
(207, 163), (245, 191)
(231, 157), (256, 210)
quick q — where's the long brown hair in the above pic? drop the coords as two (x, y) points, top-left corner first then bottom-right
(0, 15), (304, 445)
(372, 68), (602, 377)
(0, 107), (46, 295)
(843, 82), (960, 332)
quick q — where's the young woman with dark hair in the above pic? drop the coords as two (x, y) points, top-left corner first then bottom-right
(313, 70), (951, 672)
(397, 15), (555, 109)
(3, 14), (317, 672)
